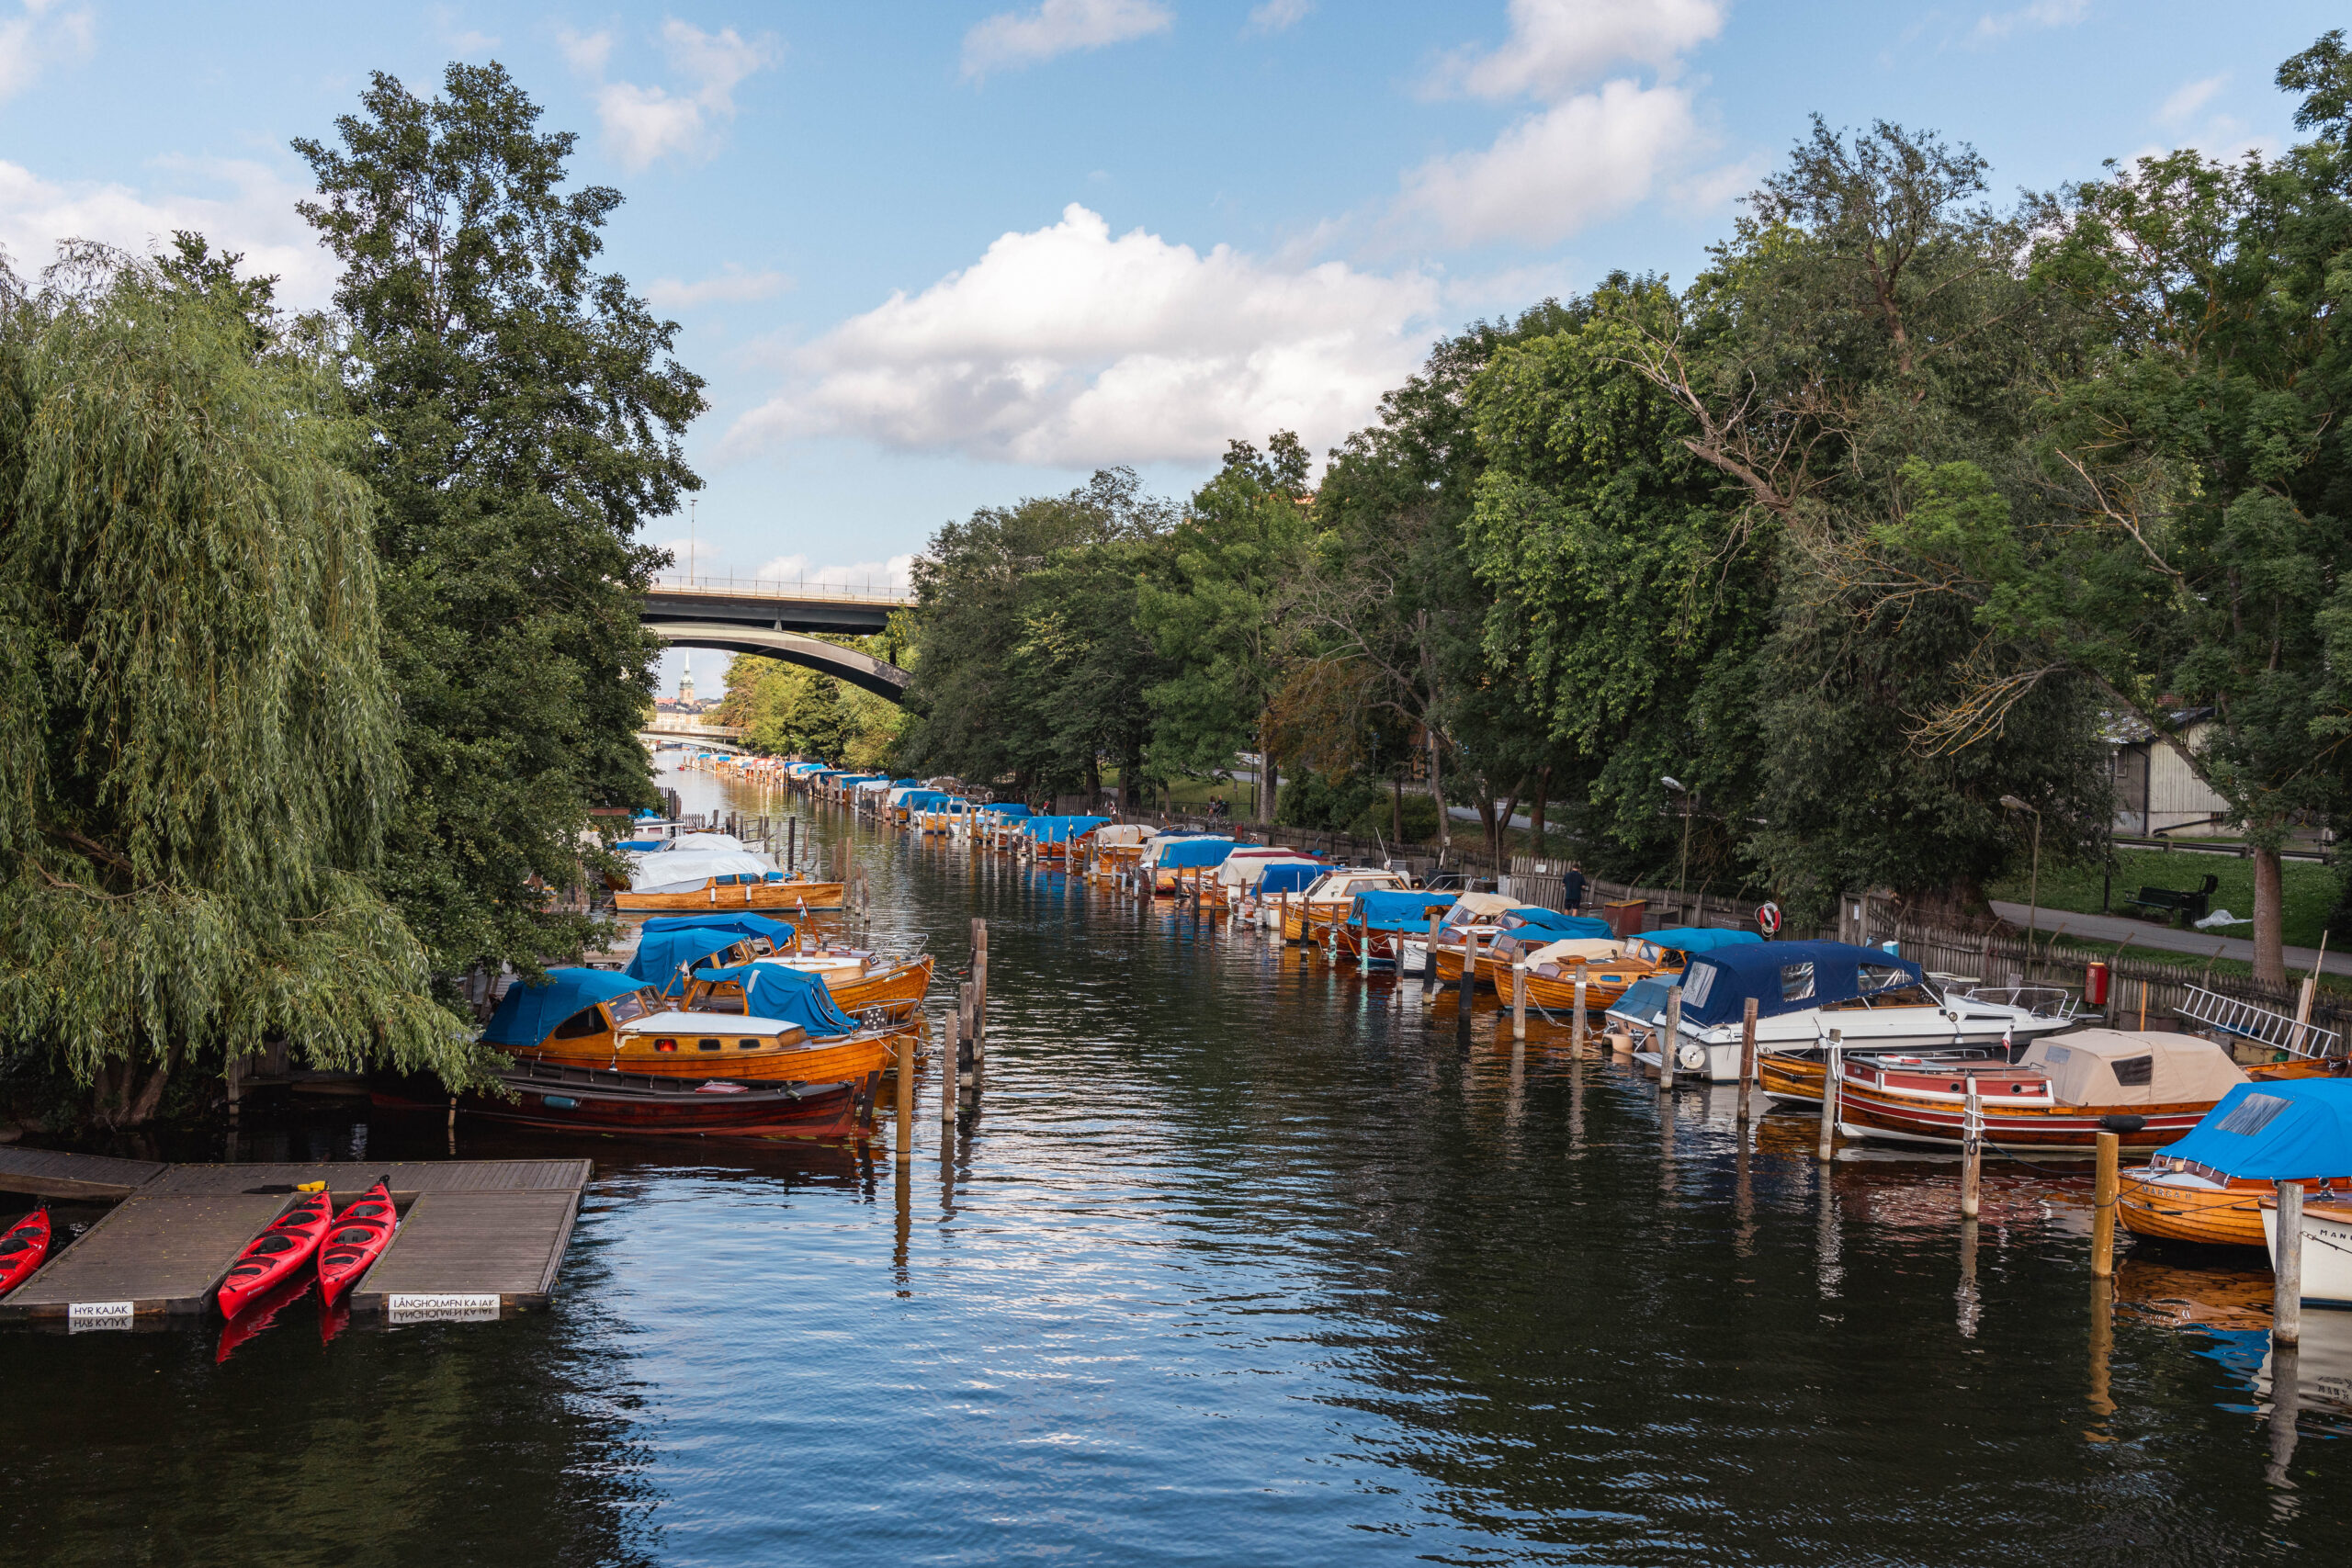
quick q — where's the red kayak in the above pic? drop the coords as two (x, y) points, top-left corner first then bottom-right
(316, 1180), (397, 1308)
(217, 1190), (334, 1317)
(0, 1207), (51, 1295)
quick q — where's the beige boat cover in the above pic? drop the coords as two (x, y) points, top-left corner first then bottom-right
(1443, 891), (1521, 922)
(1523, 937), (1624, 971)
(1217, 852), (1323, 887)
(2019, 1030), (2247, 1107)
(1093, 824), (1151, 847)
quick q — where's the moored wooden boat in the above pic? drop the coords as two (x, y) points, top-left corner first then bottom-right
(2121, 1077), (2352, 1247)
(374, 1061), (864, 1139)
(614, 875), (844, 912)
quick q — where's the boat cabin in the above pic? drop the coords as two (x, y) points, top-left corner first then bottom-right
(480, 968), (674, 1060)
(1299, 867), (1412, 907)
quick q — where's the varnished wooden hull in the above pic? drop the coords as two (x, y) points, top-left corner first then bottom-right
(615, 880), (845, 912)
(516, 1028), (909, 1086)
(374, 1066), (864, 1139)
(1522, 967), (1646, 1010)
(826, 955), (935, 1020)
(2117, 1175), (2280, 1247)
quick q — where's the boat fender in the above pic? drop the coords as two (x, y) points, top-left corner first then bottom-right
(2099, 1113), (2148, 1134)
(1677, 1044), (1706, 1072)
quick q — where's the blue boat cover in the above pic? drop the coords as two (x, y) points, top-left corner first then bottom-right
(983, 805), (1035, 820)
(1640, 927), (1763, 953)
(628, 928), (750, 995)
(696, 963), (864, 1036)
(1158, 837), (1236, 868)
(1673, 940), (1924, 1029)
(1024, 815), (1111, 843)
(481, 968), (650, 1047)
(639, 913), (798, 947)
(1257, 863), (1325, 896)
(2162, 1080), (2352, 1179)
(1500, 908), (1614, 938)
(1349, 889), (1460, 930)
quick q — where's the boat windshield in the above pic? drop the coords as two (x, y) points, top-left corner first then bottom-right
(605, 989), (662, 1026)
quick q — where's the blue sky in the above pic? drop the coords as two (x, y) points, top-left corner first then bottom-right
(0, 0), (2338, 694)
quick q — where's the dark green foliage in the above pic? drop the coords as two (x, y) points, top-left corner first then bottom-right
(0, 249), (470, 1120)
(294, 63), (703, 986)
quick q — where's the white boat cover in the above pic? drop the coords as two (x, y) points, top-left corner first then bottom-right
(2018, 1030), (2247, 1107)
(1522, 937), (1625, 971)
(1093, 824), (1152, 847)
(662, 832), (745, 853)
(624, 848), (778, 894)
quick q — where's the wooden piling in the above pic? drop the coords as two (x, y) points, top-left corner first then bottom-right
(943, 998), (960, 1128)
(970, 918), (989, 1055)
(1815, 1030), (1843, 1162)
(2275, 1179), (2304, 1346)
(895, 1032), (913, 1161)
(2091, 1131), (2120, 1278)
(1457, 931), (1477, 1029)
(1424, 912), (1442, 996)
(1660, 985), (1683, 1094)
(1736, 998), (1758, 1125)
(1571, 963), (1589, 1059)
(1960, 1079), (1983, 1220)
(1511, 959), (1527, 1041)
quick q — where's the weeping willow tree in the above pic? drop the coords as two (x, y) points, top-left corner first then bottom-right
(0, 244), (473, 1125)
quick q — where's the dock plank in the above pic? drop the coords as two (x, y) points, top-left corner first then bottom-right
(353, 1190), (583, 1308)
(0, 1145), (168, 1201)
(3, 1190), (292, 1318)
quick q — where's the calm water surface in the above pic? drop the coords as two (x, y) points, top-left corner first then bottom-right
(2, 761), (2346, 1566)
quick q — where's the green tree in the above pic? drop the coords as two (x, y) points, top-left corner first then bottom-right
(293, 62), (705, 989)
(1142, 436), (1313, 822)
(0, 247), (468, 1124)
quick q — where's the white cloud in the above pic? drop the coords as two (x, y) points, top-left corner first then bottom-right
(428, 5), (497, 53)
(1244, 0), (1313, 36)
(750, 551), (916, 592)
(571, 19), (779, 169)
(1399, 80), (1699, 247)
(2159, 73), (2225, 126)
(0, 0), (94, 104)
(1438, 0), (1724, 101)
(961, 0), (1172, 79)
(725, 202), (1443, 469)
(1974, 0), (2088, 42)
(645, 264), (794, 310)
(0, 155), (338, 308)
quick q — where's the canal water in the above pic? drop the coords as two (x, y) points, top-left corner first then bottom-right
(2, 760), (2345, 1565)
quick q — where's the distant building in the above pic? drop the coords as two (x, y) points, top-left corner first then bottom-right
(678, 663), (696, 705)
(2107, 709), (2231, 837)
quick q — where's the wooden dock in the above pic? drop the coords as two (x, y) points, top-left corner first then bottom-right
(0, 1149), (592, 1325)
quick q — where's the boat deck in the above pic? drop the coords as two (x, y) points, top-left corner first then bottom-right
(0, 1149), (592, 1325)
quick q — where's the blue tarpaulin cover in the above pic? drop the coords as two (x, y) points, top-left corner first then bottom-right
(1500, 908), (1614, 938)
(1157, 837), (1236, 868)
(1672, 940), (1924, 1029)
(1639, 927), (1764, 954)
(628, 928), (750, 994)
(1023, 816), (1110, 842)
(1349, 889), (1460, 930)
(639, 913), (797, 947)
(696, 963), (865, 1036)
(481, 968), (649, 1047)
(2162, 1080), (2352, 1179)
(1257, 863), (1325, 896)
(983, 805), (1035, 820)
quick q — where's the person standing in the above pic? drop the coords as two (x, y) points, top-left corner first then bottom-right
(1560, 862), (1587, 913)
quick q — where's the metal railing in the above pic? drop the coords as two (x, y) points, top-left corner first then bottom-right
(649, 573), (913, 604)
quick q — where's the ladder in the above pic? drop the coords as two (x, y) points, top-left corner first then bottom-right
(2177, 985), (2343, 1058)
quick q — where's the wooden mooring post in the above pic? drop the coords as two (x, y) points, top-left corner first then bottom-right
(1510, 959), (1527, 1042)
(1960, 1080), (1983, 1220)
(895, 1032), (914, 1162)
(1816, 1031), (1843, 1162)
(970, 918), (989, 1057)
(1424, 912), (1442, 998)
(2275, 1179), (2304, 1346)
(1571, 963), (1589, 1060)
(2091, 1131), (2119, 1279)
(1660, 986), (1683, 1096)
(1736, 998), (1758, 1126)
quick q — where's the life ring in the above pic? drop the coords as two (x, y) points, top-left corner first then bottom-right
(1756, 900), (1782, 934)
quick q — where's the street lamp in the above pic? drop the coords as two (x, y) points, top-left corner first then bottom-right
(1664, 776), (1690, 919)
(2001, 795), (2041, 945)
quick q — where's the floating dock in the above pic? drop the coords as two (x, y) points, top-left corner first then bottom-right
(0, 1147), (591, 1325)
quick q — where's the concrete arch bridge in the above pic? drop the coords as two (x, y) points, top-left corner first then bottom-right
(641, 576), (912, 701)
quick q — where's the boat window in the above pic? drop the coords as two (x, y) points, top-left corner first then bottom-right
(605, 991), (657, 1026)
(701, 989), (747, 1015)
(1856, 963), (1907, 992)
(739, 1039), (762, 1049)
(1681, 964), (1715, 1010)
(697, 1038), (722, 1052)
(1780, 963), (1815, 1003)
(2215, 1093), (2292, 1136)
(550, 1007), (605, 1041)
(2110, 1055), (2154, 1087)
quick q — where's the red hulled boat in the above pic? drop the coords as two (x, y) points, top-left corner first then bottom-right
(217, 1189), (334, 1317)
(0, 1207), (51, 1295)
(317, 1181), (398, 1308)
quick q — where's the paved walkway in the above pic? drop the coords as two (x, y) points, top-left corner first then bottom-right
(1988, 900), (2349, 977)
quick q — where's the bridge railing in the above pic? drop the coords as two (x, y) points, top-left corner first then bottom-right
(649, 573), (913, 605)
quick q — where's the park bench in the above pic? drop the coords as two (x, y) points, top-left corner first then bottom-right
(2121, 873), (2217, 927)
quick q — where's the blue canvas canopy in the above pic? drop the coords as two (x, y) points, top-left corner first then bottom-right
(1023, 815), (1110, 843)
(2163, 1080), (2352, 1180)
(1672, 940), (1924, 1030)
(1157, 837), (1235, 869)
(1257, 863), (1325, 896)
(696, 963), (865, 1036)
(481, 968), (650, 1048)
(981, 804), (1035, 820)
(639, 913), (797, 947)
(1639, 927), (1763, 954)
(1349, 888), (1459, 930)
(1499, 908), (1613, 939)
(628, 928), (749, 994)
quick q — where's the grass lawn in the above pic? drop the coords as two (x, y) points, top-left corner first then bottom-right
(1985, 846), (2342, 950)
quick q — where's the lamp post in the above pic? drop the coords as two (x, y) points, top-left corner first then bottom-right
(2001, 795), (2041, 945)
(1664, 775), (1690, 920)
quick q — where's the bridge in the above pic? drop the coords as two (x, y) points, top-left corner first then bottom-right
(639, 576), (913, 701)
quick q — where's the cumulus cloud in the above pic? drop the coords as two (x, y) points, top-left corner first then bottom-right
(1396, 0), (1725, 247)
(962, 0), (1172, 79)
(0, 0), (94, 104)
(2159, 73), (2225, 126)
(1973, 0), (2088, 42)
(751, 551), (917, 592)
(1244, 0), (1313, 36)
(0, 155), (338, 307)
(725, 203), (1443, 469)
(570, 18), (779, 169)
(1436, 0), (1724, 100)
(645, 264), (793, 310)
